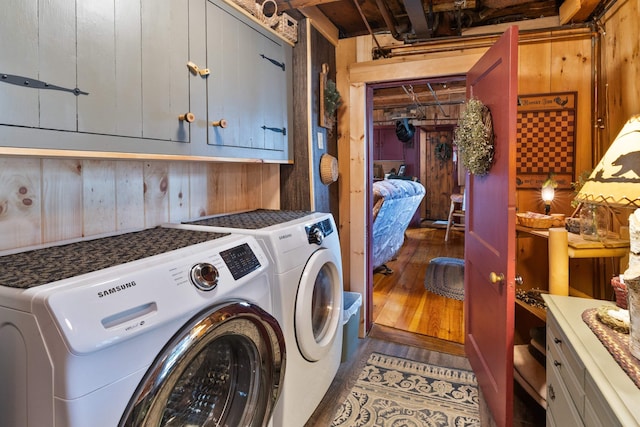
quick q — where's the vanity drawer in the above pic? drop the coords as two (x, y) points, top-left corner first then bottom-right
(547, 313), (585, 416)
(546, 354), (583, 427)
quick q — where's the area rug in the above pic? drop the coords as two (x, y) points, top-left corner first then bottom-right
(424, 257), (465, 301)
(331, 352), (480, 426)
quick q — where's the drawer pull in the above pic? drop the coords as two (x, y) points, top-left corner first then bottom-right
(553, 360), (562, 368)
(554, 337), (561, 344)
(548, 384), (555, 401)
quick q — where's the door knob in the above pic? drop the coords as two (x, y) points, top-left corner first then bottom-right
(179, 112), (195, 123)
(211, 119), (227, 128)
(489, 272), (505, 283)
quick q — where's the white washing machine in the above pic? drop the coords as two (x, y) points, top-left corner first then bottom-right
(0, 227), (285, 427)
(164, 210), (344, 427)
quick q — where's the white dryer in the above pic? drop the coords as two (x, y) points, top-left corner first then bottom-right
(0, 227), (285, 427)
(165, 210), (344, 427)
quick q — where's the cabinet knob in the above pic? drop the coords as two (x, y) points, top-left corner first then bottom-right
(212, 119), (227, 128)
(548, 384), (555, 401)
(489, 272), (504, 284)
(553, 337), (561, 344)
(553, 360), (562, 368)
(179, 112), (195, 123)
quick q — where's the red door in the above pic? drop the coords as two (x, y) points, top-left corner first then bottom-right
(464, 26), (518, 427)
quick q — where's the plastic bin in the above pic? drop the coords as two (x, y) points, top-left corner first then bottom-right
(341, 291), (362, 362)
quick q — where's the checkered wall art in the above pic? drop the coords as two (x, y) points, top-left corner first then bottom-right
(516, 92), (577, 189)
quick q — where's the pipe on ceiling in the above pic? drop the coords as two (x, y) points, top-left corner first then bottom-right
(351, 0), (383, 50)
(375, 0), (402, 41)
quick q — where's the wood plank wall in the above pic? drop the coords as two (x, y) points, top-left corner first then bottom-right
(0, 156), (279, 252)
(600, 0), (640, 147)
(281, 20), (339, 220)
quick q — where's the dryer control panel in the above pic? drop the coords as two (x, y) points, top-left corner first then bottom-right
(306, 218), (334, 245)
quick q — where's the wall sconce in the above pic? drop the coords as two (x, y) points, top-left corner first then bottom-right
(541, 174), (556, 215)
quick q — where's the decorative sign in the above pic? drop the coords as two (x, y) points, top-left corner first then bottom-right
(516, 92), (577, 189)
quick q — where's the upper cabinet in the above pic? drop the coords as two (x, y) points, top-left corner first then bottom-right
(0, 0), (292, 163)
(191, 0), (292, 161)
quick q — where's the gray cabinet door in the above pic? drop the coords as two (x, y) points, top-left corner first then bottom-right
(77, 0), (190, 142)
(258, 36), (290, 154)
(0, 0), (75, 131)
(200, 0), (291, 161)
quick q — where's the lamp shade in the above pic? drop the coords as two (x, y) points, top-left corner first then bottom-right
(575, 114), (640, 208)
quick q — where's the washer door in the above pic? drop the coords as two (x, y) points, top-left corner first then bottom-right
(119, 302), (285, 427)
(295, 248), (343, 362)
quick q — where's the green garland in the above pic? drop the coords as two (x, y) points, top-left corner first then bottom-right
(454, 98), (494, 176)
(324, 79), (342, 117)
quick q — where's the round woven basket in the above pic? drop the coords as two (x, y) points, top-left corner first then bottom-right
(517, 213), (554, 229)
(320, 153), (338, 185)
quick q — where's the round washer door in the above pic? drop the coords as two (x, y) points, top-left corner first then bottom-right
(119, 302), (285, 427)
(295, 248), (343, 362)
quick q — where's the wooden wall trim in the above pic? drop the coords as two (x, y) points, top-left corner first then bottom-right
(0, 146), (289, 164)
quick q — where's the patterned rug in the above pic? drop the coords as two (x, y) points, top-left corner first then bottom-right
(424, 257), (465, 301)
(331, 353), (480, 426)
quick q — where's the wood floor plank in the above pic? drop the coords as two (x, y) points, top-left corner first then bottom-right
(373, 225), (464, 342)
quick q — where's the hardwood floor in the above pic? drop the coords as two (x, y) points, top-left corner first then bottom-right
(373, 225), (465, 344)
(305, 223), (546, 426)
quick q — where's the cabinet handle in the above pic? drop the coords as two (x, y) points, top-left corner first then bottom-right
(262, 125), (286, 135)
(179, 112), (195, 123)
(260, 54), (285, 71)
(553, 360), (561, 368)
(187, 61), (210, 77)
(211, 119), (227, 128)
(548, 384), (555, 401)
(554, 337), (561, 344)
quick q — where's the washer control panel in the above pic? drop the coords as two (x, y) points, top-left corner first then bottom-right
(219, 242), (261, 280)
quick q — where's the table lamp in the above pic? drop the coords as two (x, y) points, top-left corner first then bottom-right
(574, 114), (640, 359)
(574, 114), (640, 209)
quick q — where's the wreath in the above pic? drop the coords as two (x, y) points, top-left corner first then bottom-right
(454, 98), (494, 176)
(435, 141), (452, 161)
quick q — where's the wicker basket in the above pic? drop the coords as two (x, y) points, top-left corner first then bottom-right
(231, 0), (258, 16)
(517, 213), (554, 229)
(611, 276), (628, 309)
(277, 12), (298, 43)
(255, 0), (279, 28)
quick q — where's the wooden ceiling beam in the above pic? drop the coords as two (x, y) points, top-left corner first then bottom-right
(559, 0), (600, 23)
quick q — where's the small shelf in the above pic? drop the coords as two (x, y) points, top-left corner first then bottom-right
(514, 344), (547, 408)
(515, 298), (547, 322)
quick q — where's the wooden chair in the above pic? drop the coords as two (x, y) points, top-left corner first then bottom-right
(445, 190), (465, 242)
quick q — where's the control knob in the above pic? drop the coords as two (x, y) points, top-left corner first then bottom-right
(308, 226), (324, 245)
(190, 263), (219, 291)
